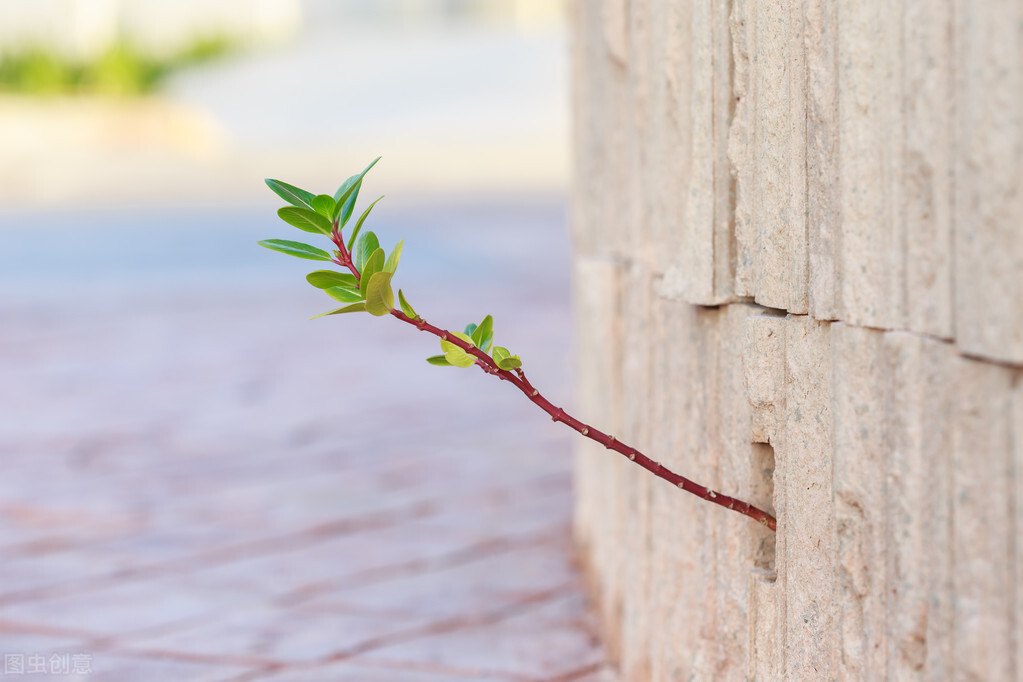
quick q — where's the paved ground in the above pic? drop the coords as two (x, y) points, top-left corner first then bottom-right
(0, 200), (614, 680)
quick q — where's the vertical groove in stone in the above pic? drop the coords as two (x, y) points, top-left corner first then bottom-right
(785, 0), (809, 315)
(710, 0), (735, 301)
(728, 0), (754, 298)
(1012, 374), (1023, 682)
(804, 0), (841, 320)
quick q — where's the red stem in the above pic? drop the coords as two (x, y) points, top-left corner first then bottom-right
(330, 221), (360, 280)
(387, 308), (777, 531)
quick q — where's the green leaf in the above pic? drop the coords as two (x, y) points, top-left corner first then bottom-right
(441, 331), (476, 368)
(464, 323), (478, 339)
(311, 302), (365, 318)
(426, 355), (452, 366)
(333, 157), (381, 224)
(384, 239), (403, 274)
(306, 270), (357, 289)
(354, 231), (379, 272)
(471, 315), (493, 352)
(364, 271), (395, 316)
(324, 286), (364, 303)
(398, 289), (419, 319)
(258, 239), (332, 261)
(359, 248), (386, 295)
(335, 177), (360, 225)
(492, 346), (522, 370)
(278, 206), (332, 235)
(311, 194), (336, 219)
(265, 179), (316, 210)
(346, 196), (384, 252)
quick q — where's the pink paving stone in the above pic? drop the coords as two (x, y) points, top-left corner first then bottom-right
(245, 660), (512, 681)
(314, 543), (581, 622)
(85, 653), (251, 681)
(355, 617), (606, 680)
(117, 603), (437, 664)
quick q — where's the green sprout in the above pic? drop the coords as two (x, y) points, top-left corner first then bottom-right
(259, 159), (777, 531)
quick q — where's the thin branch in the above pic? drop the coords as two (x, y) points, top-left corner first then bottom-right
(388, 308), (777, 532)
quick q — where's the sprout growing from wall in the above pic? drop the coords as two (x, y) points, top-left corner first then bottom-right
(259, 159), (777, 532)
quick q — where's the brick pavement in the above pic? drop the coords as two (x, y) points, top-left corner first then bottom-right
(0, 202), (615, 681)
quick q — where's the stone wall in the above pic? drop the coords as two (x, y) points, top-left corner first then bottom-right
(569, 1), (1022, 679)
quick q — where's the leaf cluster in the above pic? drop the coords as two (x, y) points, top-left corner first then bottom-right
(426, 314), (522, 371)
(259, 158), (407, 319)
(259, 159), (521, 374)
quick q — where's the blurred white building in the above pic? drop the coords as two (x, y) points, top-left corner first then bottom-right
(0, 0), (562, 61)
(0, 0), (303, 59)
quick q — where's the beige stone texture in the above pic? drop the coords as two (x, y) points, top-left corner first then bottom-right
(779, 316), (836, 678)
(747, 569), (779, 681)
(571, 0), (1023, 679)
(903, 0), (954, 340)
(950, 359), (1015, 681)
(729, 0), (808, 313)
(953, 0), (1023, 365)
(804, 0), (841, 321)
(831, 323), (886, 679)
(741, 312), (786, 445)
(881, 332), (956, 680)
(836, 0), (905, 331)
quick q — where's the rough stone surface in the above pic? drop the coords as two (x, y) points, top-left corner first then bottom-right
(571, 1), (1023, 678)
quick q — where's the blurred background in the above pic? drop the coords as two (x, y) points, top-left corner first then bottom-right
(0, 2), (607, 679)
(0, 0), (568, 205)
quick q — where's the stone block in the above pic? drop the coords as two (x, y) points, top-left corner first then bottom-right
(742, 311), (786, 445)
(881, 331), (956, 680)
(953, 0), (1023, 365)
(950, 357), (1015, 681)
(747, 569), (779, 681)
(779, 315), (835, 678)
(837, 0), (905, 330)
(831, 323), (886, 679)
(659, 0), (733, 306)
(902, 0), (954, 340)
(737, 0), (808, 313)
(648, 0), (692, 277)
(712, 304), (761, 678)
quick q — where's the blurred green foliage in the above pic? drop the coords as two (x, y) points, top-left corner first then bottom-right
(0, 37), (235, 97)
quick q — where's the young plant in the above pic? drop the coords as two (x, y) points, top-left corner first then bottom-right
(259, 160), (777, 531)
